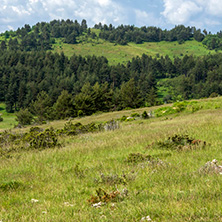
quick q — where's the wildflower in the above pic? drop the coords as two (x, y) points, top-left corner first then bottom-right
(64, 202), (74, 207)
(92, 202), (105, 208)
(31, 199), (39, 203)
(141, 215), (152, 221)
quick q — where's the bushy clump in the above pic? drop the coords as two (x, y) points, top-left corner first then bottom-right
(97, 173), (127, 185)
(15, 108), (34, 126)
(142, 111), (149, 119)
(88, 188), (123, 204)
(28, 127), (59, 149)
(149, 134), (206, 151)
(0, 180), (23, 191)
(0, 116), (3, 122)
(126, 153), (152, 163)
(61, 121), (103, 135)
(120, 115), (127, 121)
(0, 130), (19, 147)
(131, 113), (140, 118)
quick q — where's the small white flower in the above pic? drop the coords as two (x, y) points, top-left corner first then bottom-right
(141, 215), (152, 221)
(31, 199), (39, 203)
(212, 159), (217, 164)
(92, 202), (104, 208)
(64, 202), (74, 207)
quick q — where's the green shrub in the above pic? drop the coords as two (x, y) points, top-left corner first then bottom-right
(120, 115), (127, 121)
(130, 113), (140, 118)
(0, 116), (3, 122)
(150, 134), (206, 151)
(0, 180), (23, 191)
(29, 127), (59, 149)
(15, 108), (34, 125)
(142, 111), (149, 119)
(126, 153), (152, 163)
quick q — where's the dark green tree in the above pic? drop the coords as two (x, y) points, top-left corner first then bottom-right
(54, 90), (75, 119)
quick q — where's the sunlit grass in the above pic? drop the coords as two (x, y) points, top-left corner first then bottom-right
(52, 39), (218, 65)
(1, 98), (222, 221)
(0, 103), (17, 130)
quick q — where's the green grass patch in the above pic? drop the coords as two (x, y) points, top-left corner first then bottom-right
(52, 39), (219, 65)
(0, 103), (17, 130)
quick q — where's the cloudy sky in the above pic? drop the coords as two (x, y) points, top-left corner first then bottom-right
(1, 0), (222, 33)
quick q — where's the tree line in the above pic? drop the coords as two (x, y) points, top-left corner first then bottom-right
(1, 49), (222, 122)
(0, 19), (88, 51)
(0, 50), (158, 117)
(1, 19), (222, 50)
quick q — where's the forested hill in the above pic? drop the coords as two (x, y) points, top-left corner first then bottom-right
(1, 19), (222, 52)
(1, 19), (222, 123)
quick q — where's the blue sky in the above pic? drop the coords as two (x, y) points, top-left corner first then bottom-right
(0, 0), (222, 33)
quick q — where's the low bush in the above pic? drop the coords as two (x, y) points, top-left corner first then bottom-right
(126, 153), (152, 163)
(131, 113), (140, 118)
(149, 134), (206, 151)
(88, 188), (123, 204)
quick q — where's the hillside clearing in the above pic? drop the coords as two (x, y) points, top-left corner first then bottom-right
(53, 39), (217, 65)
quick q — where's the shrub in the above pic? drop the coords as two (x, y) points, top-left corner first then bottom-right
(209, 92), (219, 98)
(0, 116), (3, 122)
(29, 127), (59, 149)
(87, 188), (122, 204)
(130, 113), (140, 118)
(126, 153), (152, 163)
(142, 111), (149, 119)
(15, 108), (34, 125)
(120, 115), (127, 121)
(150, 134), (206, 151)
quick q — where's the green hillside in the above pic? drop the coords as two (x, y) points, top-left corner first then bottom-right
(1, 97), (222, 221)
(53, 37), (217, 65)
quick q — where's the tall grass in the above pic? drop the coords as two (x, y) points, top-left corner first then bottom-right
(1, 99), (222, 221)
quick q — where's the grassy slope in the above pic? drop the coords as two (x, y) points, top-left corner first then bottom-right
(1, 98), (222, 221)
(53, 38), (217, 65)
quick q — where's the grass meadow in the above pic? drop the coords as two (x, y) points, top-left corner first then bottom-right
(1, 98), (222, 221)
(0, 103), (17, 130)
(52, 38), (218, 65)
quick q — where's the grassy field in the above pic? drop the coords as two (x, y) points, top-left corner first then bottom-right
(0, 103), (17, 130)
(1, 98), (222, 221)
(53, 38), (217, 65)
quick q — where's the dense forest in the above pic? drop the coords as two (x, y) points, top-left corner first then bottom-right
(1, 19), (222, 124)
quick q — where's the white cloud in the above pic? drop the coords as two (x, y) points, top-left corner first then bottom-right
(162, 0), (202, 24)
(0, 0), (126, 33)
(135, 9), (163, 27)
(161, 0), (222, 31)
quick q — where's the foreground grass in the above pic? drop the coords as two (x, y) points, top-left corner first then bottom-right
(53, 39), (217, 65)
(1, 102), (222, 221)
